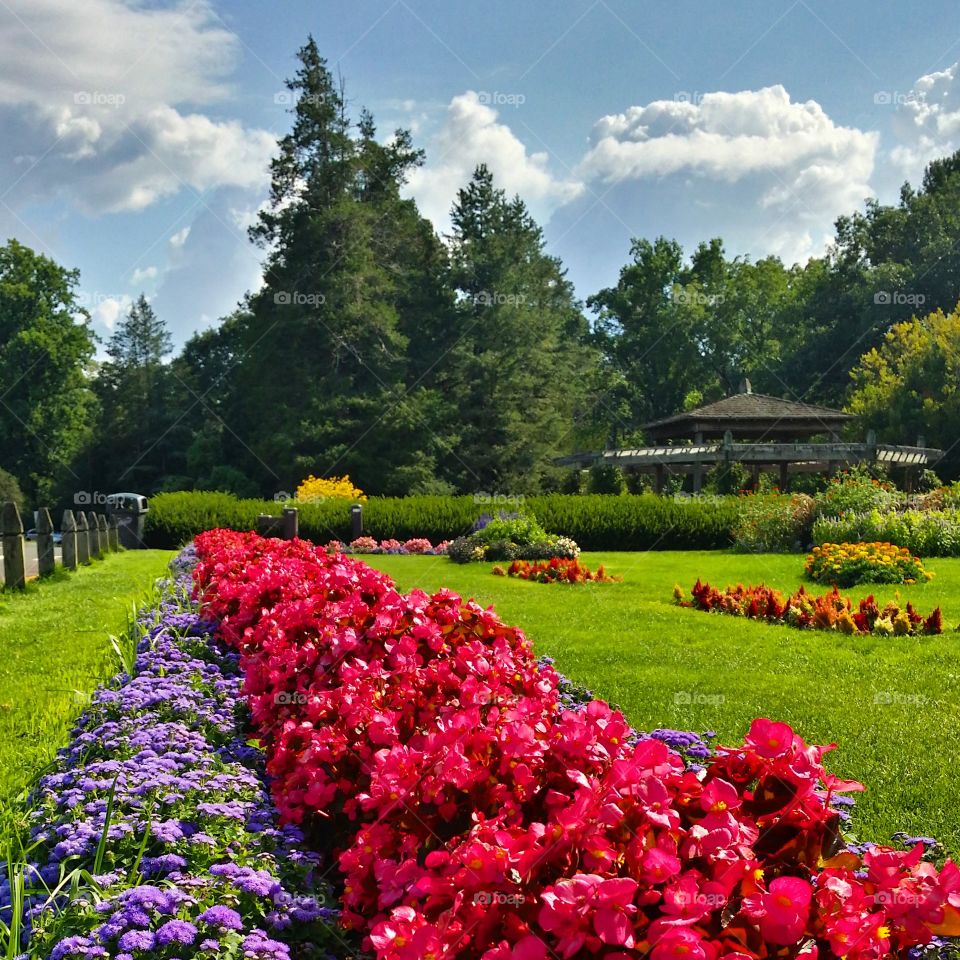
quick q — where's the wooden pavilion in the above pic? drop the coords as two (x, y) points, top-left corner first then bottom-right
(558, 385), (944, 492)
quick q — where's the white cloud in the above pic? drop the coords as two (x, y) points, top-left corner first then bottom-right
(89, 294), (132, 331)
(571, 85), (878, 265)
(579, 86), (876, 216)
(169, 226), (191, 250)
(130, 266), (158, 285)
(0, 0), (276, 215)
(406, 91), (584, 231)
(889, 62), (960, 180)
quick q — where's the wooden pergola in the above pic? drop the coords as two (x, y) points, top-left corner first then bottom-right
(559, 389), (944, 492)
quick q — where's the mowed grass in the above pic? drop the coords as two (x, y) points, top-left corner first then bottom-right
(0, 550), (174, 802)
(363, 550), (960, 854)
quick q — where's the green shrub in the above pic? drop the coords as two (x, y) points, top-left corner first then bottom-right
(813, 508), (960, 557)
(704, 461), (749, 495)
(732, 493), (815, 553)
(0, 467), (25, 512)
(587, 463), (625, 495)
(472, 513), (548, 547)
(814, 467), (905, 519)
(144, 490), (742, 551)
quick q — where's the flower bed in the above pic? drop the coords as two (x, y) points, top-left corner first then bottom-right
(448, 511), (580, 563)
(806, 541), (933, 586)
(495, 557), (620, 583)
(193, 528), (960, 960)
(1, 550), (344, 960)
(814, 508), (960, 557)
(332, 536), (450, 555)
(676, 578), (945, 636)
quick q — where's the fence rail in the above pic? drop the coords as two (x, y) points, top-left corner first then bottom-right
(1, 501), (121, 590)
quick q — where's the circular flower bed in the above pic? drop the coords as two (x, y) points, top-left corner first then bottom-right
(805, 541), (933, 586)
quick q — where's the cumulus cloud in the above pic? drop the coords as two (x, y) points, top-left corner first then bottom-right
(578, 86), (877, 225)
(0, 0), (276, 215)
(406, 92), (584, 231)
(130, 266), (158, 285)
(169, 227), (191, 250)
(87, 294), (132, 331)
(889, 62), (960, 180)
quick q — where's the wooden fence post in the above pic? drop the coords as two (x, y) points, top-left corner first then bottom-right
(36, 507), (55, 576)
(107, 515), (119, 552)
(98, 515), (109, 553)
(1, 502), (26, 590)
(76, 511), (89, 564)
(62, 510), (78, 570)
(87, 511), (101, 560)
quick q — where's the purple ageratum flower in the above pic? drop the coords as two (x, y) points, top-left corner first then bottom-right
(155, 919), (198, 946)
(198, 905), (244, 930)
(117, 930), (156, 951)
(242, 929), (292, 960)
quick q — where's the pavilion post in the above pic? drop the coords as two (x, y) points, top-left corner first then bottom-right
(693, 431), (704, 494)
(654, 463), (665, 494)
(779, 461), (789, 492)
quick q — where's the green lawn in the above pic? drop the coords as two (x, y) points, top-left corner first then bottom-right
(0, 550), (174, 802)
(364, 550), (960, 854)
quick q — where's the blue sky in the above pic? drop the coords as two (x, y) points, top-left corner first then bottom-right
(2, 0), (959, 345)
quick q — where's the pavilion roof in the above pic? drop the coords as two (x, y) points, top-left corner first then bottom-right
(642, 392), (854, 440)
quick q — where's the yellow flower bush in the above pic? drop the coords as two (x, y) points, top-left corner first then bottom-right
(295, 474), (367, 503)
(805, 541), (932, 587)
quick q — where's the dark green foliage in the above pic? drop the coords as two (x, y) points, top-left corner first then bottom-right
(704, 461), (750, 495)
(0, 240), (97, 502)
(587, 463), (625, 495)
(0, 466), (25, 511)
(144, 490), (739, 551)
(75, 295), (176, 497)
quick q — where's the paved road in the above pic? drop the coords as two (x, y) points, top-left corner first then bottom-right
(0, 541), (63, 579)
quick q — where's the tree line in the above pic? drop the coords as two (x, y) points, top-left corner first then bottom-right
(2, 38), (960, 506)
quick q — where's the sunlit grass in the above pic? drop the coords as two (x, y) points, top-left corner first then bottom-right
(365, 550), (960, 854)
(0, 550), (175, 804)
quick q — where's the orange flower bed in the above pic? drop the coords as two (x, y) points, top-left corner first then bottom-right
(674, 579), (945, 636)
(495, 557), (620, 583)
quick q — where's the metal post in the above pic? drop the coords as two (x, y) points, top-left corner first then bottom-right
(282, 507), (299, 540)
(350, 503), (363, 539)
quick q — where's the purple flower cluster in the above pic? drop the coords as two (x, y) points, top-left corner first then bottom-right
(1, 554), (350, 959)
(537, 655), (716, 765)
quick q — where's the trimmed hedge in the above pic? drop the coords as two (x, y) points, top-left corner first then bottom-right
(144, 490), (740, 551)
